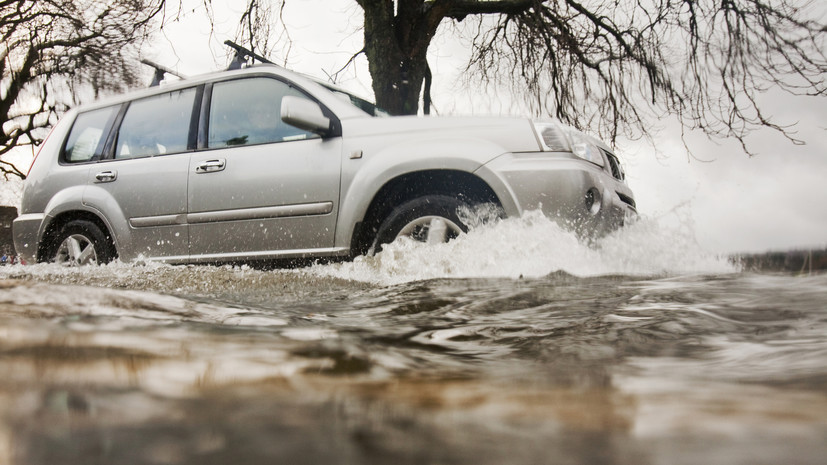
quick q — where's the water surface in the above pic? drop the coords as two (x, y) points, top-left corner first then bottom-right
(1, 214), (825, 464)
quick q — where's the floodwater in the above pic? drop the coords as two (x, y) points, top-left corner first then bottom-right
(1, 212), (825, 465)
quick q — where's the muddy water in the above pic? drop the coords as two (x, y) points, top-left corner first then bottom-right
(0, 214), (825, 464)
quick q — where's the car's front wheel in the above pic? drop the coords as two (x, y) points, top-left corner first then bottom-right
(371, 195), (469, 253)
(49, 220), (115, 266)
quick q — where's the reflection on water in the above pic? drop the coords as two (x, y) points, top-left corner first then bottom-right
(1, 272), (826, 464)
(0, 213), (825, 464)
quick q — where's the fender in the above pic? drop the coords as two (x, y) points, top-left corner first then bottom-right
(36, 185), (122, 260)
(335, 136), (512, 249)
(472, 162), (522, 217)
(81, 184), (133, 259)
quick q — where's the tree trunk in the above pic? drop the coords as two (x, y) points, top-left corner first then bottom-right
(357, 0), (441, 115)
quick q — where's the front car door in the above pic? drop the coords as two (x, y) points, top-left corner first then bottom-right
(187, 76), (342, 261)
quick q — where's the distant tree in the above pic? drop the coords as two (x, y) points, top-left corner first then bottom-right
(0, 0), (165, 178)
(244, 0), (825, 152)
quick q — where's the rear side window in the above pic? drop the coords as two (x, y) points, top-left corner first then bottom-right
(115, 88), (197, 159)
(63, 106), (118, 162)
(208, 78), (317, 148)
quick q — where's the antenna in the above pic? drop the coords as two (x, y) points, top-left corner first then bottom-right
(140, 59), (186, 87)
(224, 40), (276, 70)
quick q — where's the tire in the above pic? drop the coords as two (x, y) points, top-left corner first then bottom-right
(49, 219), (116, 266)
(371, 195), (470, 253)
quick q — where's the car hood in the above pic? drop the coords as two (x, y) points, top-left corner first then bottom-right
(340, 115), (542, 154)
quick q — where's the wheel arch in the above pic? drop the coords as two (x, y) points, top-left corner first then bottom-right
(348, 169), (502, 256)
(37, 210), (118, 262)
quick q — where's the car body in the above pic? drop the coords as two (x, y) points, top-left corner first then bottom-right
(13, 64), (636, 266)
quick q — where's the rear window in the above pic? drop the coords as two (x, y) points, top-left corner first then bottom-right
(115, 88), (197, 159)
(63, 106), (119, 163)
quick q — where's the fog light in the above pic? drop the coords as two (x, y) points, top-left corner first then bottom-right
(585, 188), (602, 215)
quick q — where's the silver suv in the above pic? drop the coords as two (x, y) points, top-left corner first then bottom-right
(13, 65), (636, 266)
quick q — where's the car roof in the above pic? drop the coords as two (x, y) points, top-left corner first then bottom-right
(75, 64), (370, 120)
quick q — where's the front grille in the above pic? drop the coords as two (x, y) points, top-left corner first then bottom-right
(601, 149), (625, 181)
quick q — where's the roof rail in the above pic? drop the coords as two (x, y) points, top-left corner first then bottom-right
(140, 59), (186, 87)
(224, 40), (277, 70)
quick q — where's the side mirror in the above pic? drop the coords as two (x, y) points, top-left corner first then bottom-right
(281, 96), (331, 136)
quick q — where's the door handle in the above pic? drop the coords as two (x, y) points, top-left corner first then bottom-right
(195, 159), (226, 173)
(94, 170), (117, 183)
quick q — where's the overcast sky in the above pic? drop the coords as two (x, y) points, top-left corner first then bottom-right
(6, 0), (825, 254)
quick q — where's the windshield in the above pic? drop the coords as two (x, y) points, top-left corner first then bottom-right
(318, 83), (390, 117)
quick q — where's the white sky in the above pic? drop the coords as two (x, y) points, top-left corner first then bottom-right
(5, 0), (826, 253)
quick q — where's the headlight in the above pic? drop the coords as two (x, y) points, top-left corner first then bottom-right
(532, 122), (570, 152)
(532, 121), (605, 168)
(567, 131), (605, 167)
(570, 141), (604, 167)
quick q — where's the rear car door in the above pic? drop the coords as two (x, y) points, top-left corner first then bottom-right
(82, 87), (199, 261)
(187, 76), (342, 260)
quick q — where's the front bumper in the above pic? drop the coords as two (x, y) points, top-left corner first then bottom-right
(480, 152), (636, 237)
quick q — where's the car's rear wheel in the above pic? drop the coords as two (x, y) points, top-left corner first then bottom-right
(50, 220), (115, 266)
(371, 195), (469, 253)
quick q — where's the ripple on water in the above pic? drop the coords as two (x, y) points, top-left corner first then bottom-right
(0, 212), (824, 464)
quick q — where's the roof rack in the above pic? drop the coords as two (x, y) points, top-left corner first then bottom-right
(224, 40), (277, 70)
(140, 59), (186, 87)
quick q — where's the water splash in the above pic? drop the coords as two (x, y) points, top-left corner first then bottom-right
(0, 209), (735, 288)
(311, 210), (736, 285)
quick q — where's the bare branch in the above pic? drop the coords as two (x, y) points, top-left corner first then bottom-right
(328, 47), (366, 84)
(457, 0), (825, 152)
(1, 0), (165, 178)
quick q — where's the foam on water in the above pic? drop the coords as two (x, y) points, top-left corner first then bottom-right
(310, 210), (737, 285)
(0, 209), (736, 288)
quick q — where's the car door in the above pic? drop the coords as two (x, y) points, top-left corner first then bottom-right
(187, 76), (342, 260)
(82, 87), (199, 261)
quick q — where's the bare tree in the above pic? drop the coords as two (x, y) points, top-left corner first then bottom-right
(3, 0), (823, 176)
(245, 0), (825, 152)
(455, 0), (826, 150)
(0, 0), (166, 179)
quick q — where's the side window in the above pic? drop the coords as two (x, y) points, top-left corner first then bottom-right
(115, 88), (197, 159)
(63, 106), (118, 163)
(208, 78), (317, 148)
